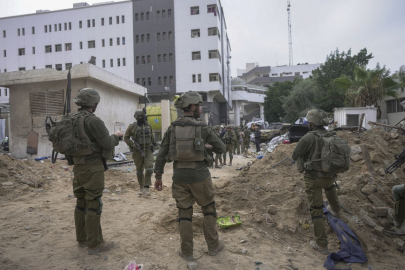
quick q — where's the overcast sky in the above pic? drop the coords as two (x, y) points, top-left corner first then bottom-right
(1, 0), (404, 76)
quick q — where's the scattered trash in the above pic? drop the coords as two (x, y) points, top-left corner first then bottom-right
(124, 261), (144, 270)
(113, 152), (127, 162)
(34, 156), (48, 161)
(216, 215), (242, 229)
(127, 168), (132, 173)
(257, 155), (263, 159)
(240, 248), (248, 254)
(254, 262), (270, 270)
(1, 182), (14, 186)
(240, 239), (247, 243)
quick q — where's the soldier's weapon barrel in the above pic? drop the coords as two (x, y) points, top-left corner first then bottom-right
(385, 149), (405, 174)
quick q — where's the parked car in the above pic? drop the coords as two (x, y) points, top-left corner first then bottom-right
(288, 124), (309, 143)
(259, 122), (291, 143)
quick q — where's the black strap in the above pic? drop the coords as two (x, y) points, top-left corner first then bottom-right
(204, 201), (216, 207)
(310, 205), (324, 211)
(204, 213), (217, 218)
(311, 215), (324, 221)
(76, 206), (85, 212)
(177, 218), (192, 222)
(324, 184), (336, 191)
(177, 206), (193, 210)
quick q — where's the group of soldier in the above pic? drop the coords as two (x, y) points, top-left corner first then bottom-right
(67, 88), (405, 262)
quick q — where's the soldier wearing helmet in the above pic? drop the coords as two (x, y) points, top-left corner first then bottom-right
(154, 91), (226, 261)
(213, 125), (224, 168)
(292, 109), (340, 255)
(124, 109), (155, 197)
(222, 125), (237, 166)
(71, 88), (123, 255)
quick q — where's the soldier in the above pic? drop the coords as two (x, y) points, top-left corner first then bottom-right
(243, 126), (251, 156)
(233, 127), (240, 155)
(153, 91), (226, 261)
(254, 125), (261, 153)
(222, 125), (236, 166)
(124, 110), (155, 197)
(292, 109), (341, 255)
(389, 184), (405, 228)
(213, 125), (224, 168)
(70, 88), (123, 255)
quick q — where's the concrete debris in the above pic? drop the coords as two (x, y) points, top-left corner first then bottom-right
(377, 168), (386, 176)
(1, 182), (14, 186)
(390, 132), (400, 139)
(267, 205), (278, 215)
(187, 262), (198, 270)
(372, 207), (389, 217)
(372, 225), (384, 236)
(350, 146), (362, 156)
(351, 154), (364, 162)
(394, 239), (405, 251)
(367, 194), (385, 207)
(240, 248), (248, 254)
(361, 183), (377, 196)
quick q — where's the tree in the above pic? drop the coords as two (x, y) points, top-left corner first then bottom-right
(334, 64), (399, 109)
(263, 80), (296, 123)
(312, 48), (374, 112)
(281, 78), (319, 122)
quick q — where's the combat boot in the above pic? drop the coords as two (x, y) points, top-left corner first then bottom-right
(228, 159), (232, 166)
(88, 241), (115, 255)
(208, 239), (225, 256)
(143, 187), (151, 196)
(310, 241), (330, 255)
(215, 161), (220, 168)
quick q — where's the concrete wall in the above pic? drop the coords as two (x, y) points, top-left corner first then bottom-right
(380, 87), (405, 125)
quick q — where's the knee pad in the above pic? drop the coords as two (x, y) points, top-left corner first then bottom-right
(145, 168), (153, 177)
(76, 198), (86, 212)
(310, 205), (324, 221)
(393, 184), (405, 200)
(202, 201), (217, 218)
(87, 197), (103, 215)
(177, 206), (193, 222)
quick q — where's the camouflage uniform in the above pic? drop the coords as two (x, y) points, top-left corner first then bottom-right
(233, 127), (240, 155)
(70, 89), (120, 249)
(222, 126), (236, 165)
(154, 91), (226, 259)
(124, 110), (155, 196)
(243, 127), (251, 155)
(213, 126), (223, 167)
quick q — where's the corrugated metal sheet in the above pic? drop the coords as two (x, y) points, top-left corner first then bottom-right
(30, 89), (64, 115)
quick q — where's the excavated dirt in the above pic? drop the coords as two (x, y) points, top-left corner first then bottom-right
(1, 128), (405, 270)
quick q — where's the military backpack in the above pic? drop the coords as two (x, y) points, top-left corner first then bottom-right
(304, 131), (351, 174)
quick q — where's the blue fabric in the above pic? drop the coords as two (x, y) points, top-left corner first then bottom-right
(323, 206), (367, 270)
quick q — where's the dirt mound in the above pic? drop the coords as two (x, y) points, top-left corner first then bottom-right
(215, 127), (405, 269)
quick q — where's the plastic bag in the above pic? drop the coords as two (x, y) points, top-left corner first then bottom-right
(216, 215), (242, 229)
(124, 261), (144, 270)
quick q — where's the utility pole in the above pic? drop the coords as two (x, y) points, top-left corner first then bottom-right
(287, 0), (293, 66)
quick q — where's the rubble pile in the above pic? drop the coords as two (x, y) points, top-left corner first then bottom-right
(215, 127), (405, 268)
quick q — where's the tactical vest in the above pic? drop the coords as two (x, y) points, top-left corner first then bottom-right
(169, 117), (206, 167)
(223, 131), (234, 145)
(131, 123), (152, 145)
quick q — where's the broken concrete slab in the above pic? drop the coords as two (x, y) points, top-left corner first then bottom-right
(351, 154), (364, 162)
(391, 132), (400, 139)
(350, 146), (362, 156)
(373, 225), (384, 236)
(367, 194), (385, 207)
(361, 183), (377, 196)
(373, 207), (389, 217)
(187, 262), (198, 270)
(377, 168), (386, 176)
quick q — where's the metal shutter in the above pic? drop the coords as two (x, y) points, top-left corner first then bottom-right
(30, 89), (64, 115)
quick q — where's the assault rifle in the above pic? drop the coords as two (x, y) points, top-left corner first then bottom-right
(131, 136), (145, 160)
(385, 148), (405, 174)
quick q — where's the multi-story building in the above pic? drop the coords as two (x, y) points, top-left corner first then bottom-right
(0, 0), (232, 125)
(237, 62), (321, 87)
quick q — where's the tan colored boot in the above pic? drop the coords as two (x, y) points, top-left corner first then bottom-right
(310, 240), (329, 255)
(208, 239), (225, 256)
(88, 241), (115, 255)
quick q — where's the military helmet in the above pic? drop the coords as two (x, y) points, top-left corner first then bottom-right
(74, 88), (100, 107)
(174, 91), (203, 109)
(226, 125), (232, 129)
(134, 110), (145, 119)
(306, 109), (329, 126)
(214, 125), (220, 131)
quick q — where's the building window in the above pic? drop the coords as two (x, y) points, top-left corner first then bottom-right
(116, 16), (120, 24)
(157, 54), (161, 63)
(102, 60), (105, 68)
(162, 10), (166, 18)
(32, 47), (35, 54)
(110, 59), (113, 67)
(162, 32), (166, 40)
(191, 6), (199, 15)
(18, 48), (25, 56)
(170, 76), (174, 85)
(198, 74), (201, 82)
(141, 34), (145, 43)
(146, 34), (150, 42)
(117, 58), (121, 67)
(22, 28), (25, 35)
(55, 44), (62, 52)
(122, 15), (125, 23)
(79, 21), (82, 28)
(65, 43), (72, 51)
(168, 31), (173, 40)
(32, 27), (35, 34)
(303, 71), (309, 74)
(207, 4), (217, 14)
(64, 23), (67, 30)
(136, 57), (139, 65)
(136, 78), (140, 84)
(49, 24), (52, 32)
(271, 73), (278, 76)
(102, 39), (105, 47)
(135, 35), (139, 43)
(146, 12), (150, 20)
(19, 67), (26, 71)
(192, 51), (201, 60)
(117, 37), (120, 45)
(157, 33), (161, 41)
(209, 50), (219, 59)
(156, 10), (160, 18)
(3, 50), (6, 57)
(192, 74), (196, 83)
(55, 64), (62, 71)
(122, 37), (125, 45)
(65, 63), (72, 70)
(387, 98), (405, 114)
(45, 45), (52, 53)
(123, 58), (126, 66)
(3, 30), (6, 37)
(148, 77), (151, 86)
(163, 54), (167, 62)
(101, 18), (104, 26)
(109, 17), (112, 25)
(59, 23), (61, 31)
(168, 9), (172, 17)
(110, 38), (113, 46)
(164, 76), (168, 85)
(169, 53), (173, 62)
(18, 28), (20, 36)
(3, 69), (6, 72)
(33, 66), (35, 69)
(88, 40), (96, 49)
(69, 22), (71, 30)
(87, 20), (91, 28)
(147, 55), (151, 63)
(54, 24), (57, 31)
(158, 77), (162, 85)
(209, 73), (220, 82)
(141, 13), (144, 21)
(44, 25), (47, 33)
(79, 42), (83, 49)
(191, 29), (200, 38)
(92, 19), (95, 27)
(135, 13), (139, 21)
(208, 27), (218, 36)
(142, 56), (146, 64)
(142, 78), (146, 86)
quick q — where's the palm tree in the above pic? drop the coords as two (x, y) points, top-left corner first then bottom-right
(334, 66), (399, 108)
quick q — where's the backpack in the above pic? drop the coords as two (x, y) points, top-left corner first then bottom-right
(48, 112), (94, 156)
(304, 131), (351, 174)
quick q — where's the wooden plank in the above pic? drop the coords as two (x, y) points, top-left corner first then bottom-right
(361, 144), (377, 177)
(368, 121), (405, 131)
(358, 113), (365, 134)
